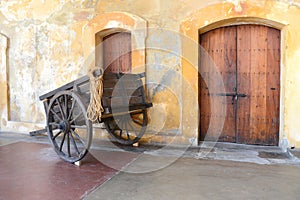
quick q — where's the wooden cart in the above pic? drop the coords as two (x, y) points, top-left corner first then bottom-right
(39, 72), (152, 163)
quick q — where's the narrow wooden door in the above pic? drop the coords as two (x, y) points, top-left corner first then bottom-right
(103, 32), (132, 73)
(199, 26), (237, 142)
(199, 25), (280, 145)
(236, 25), (280, 145)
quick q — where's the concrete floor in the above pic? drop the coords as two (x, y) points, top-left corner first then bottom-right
(1, 132), (300, 200)
(86, 158), (300, 200)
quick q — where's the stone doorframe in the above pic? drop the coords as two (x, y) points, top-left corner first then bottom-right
(180, 4), (288, 147)
(82, 12), (147, 74)
(0, 34), (45, 132)
(0, 34), (8, 130)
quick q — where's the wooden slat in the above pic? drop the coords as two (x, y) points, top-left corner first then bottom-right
(199, 30), (211, 140)
(39, 76), (89, 101)
(221, 26), (237, 142)
(237, 25), (280, 145)
(75, 80), (90, 95)
(102, 92), (145, 107)
(101, 109), (144, 119)
(101, 72), (150, 114)
(236, 25), (251, 143)
(249, 25), (268, 144)
(103, 80), (140, 89)
(266, 27), (280, 145)
(103, 88), (143, 98)
(199, 26), (237, 142)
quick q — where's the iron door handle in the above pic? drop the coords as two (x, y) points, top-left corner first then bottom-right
(209, 93), (247, 105)
(236, 93), (247, 98)
(210, 93), (236, 97)
(209, 93), (247, 97)
(233, 93), (247, 104)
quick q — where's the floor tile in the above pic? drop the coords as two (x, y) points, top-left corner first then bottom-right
(0, 142), (117, 200)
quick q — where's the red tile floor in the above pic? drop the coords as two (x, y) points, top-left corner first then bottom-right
(0, 141), (139, 200)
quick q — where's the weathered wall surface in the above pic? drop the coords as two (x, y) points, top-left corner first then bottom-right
(0, 0), (299, 147)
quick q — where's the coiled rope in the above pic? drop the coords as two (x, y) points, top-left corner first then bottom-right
(86, 66), (104, 122)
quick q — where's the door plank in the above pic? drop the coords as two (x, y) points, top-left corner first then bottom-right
(199, 32), (211, 140)
(236, 25), (251, 143)
(266, 27), (280, 145)
(249, 25), (268, 144)
(199, 26), (237, 142)
(237, 25), (280, 145)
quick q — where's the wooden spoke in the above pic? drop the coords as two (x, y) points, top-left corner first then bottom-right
(59, 131), (67, 151)
(50, 108), (63, 122)
(67, 99), (76, 121)
(67, 131), (71, 157)
(71, 129), (85, 146)
(69, 133), (80, 155)
(118, 119), (124, 137)
(56, 98), (66, 119)
(49, 122), (60, 126)
(125, 123), (130, 140)
(104, 110), (148, 145)
(119, 129), (123, 138)
(64, 94), (68, 119)
(70, 112), (83, 123)
(132, 118), (143, 126)
(52, 130), (62, 140)
(128, 122), (137, 136)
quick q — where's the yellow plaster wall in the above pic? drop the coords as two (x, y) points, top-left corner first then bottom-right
(0, 0), (299, 147)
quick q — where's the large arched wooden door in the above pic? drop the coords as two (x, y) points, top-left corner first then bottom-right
(102, 32), (132, 73)
(199, 25), (280, 145)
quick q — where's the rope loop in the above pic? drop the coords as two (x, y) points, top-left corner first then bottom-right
(86, 66), (104, 122)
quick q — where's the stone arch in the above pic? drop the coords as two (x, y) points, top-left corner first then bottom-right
(0, 33), (45, 132)
(198, 17), (285, 34)
(83, 12), (147, 74)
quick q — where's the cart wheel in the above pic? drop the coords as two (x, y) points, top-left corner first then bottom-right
(46, 90), (92, 163)
(104, 110), (147, 145)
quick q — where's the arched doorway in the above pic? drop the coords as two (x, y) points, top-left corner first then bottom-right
(95, 31), (132, 73)
(199, 25), (280, 145)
